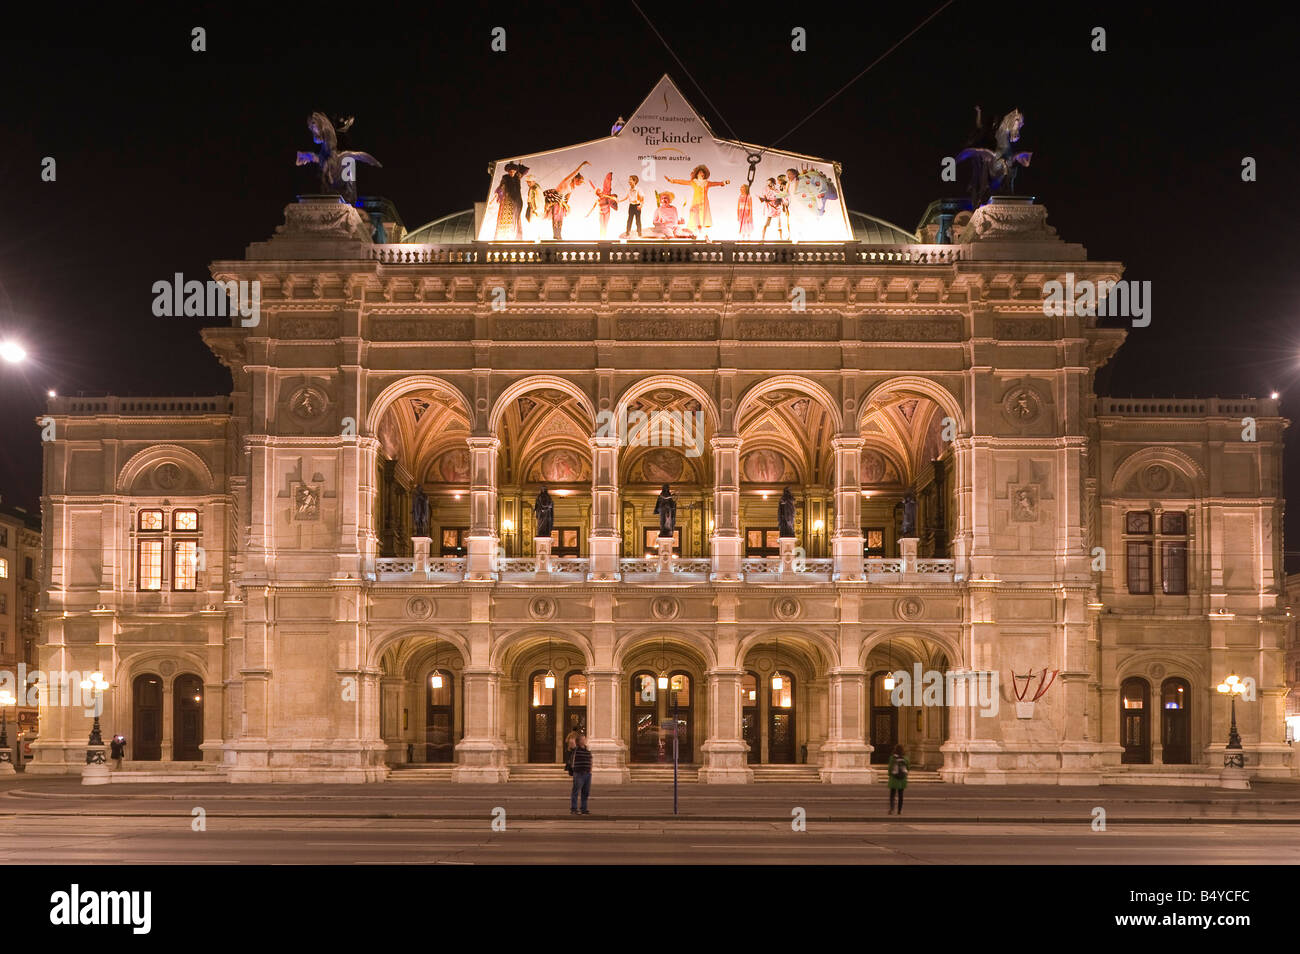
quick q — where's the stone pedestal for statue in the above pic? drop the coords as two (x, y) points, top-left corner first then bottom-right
(534, 537), (553, 574)
(656, 537), (675, 576)
(412, 536), (432, 576)
(778, 537), (799, 579)
(1219, 762), (1250, 790)
(899, 537), (920, 575)
(82, 748), (110, 786)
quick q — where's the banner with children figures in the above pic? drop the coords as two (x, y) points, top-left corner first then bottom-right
(478, 74), (852, 243)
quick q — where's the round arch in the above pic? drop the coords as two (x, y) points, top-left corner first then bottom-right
(859, 628), (965, 671)
(734, 376), (840, 434)
(366, 628), (473, 672)
(489, 628), (594, 673)
(858, 376), (965, 435)
(735, 628), (839, 674)
(613, 375), (721, 432)
(490, 376), (597, 434)
(116, 445), (216, 494)
(365, 375), (474, 436)
(614, 630), (718, 671)
(1110, 447), (1208, 497)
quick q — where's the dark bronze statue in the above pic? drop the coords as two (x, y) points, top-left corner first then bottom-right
(535, 487), (554, 538)
(411, 486), (430, 538)
(956, 107), (1032, 208)
(296, 112), (382, 205)
(653, 484), (676, 538)
(901, 491), (918, 537)
(778, 487), (796, 538)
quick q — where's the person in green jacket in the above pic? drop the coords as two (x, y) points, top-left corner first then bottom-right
(887, 744), (909, 815)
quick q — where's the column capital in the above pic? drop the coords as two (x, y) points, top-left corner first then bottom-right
(710, 435), (742, 451)
(467, 435), (501, 451)
(831, 435), (864, 451)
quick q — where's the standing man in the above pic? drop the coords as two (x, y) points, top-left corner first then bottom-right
(570, 734), (593, 815)
(110, 734), (126, 771)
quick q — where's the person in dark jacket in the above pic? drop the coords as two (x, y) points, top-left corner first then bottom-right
(570, 734), (593, 814)
(110, 735), (126, 770)
(887, 744), (909, 814)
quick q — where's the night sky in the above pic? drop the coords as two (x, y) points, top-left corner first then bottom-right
(2, 2), (1298, 560)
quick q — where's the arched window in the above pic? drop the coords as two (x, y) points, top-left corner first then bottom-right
(172, 673), (203, 761)
(630, 671), (658, 763)
(1160, 677), (1191, 764)
(668, 671), (693, 763)
(1120, 677), (1151, 764)
(132, 674), (162, 761)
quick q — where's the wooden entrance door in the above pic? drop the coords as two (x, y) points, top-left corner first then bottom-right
(1120, 677), (1151, 764)
(528, 671), (557, 763)
(768, 671), (796, 763)
(869, 671), (896, 765)
(132, 673), (162, 761)
(564, 671), (588, 737)
(741, 672), (759, 764)
(171, 673), (203, 761)
(426, 671), (455, 763)
(1161, 677), (1191, 764)
(667, 672), (693, 763)
(630, 672), (660, 762)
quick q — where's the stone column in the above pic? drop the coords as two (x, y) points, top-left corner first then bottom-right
(699, 668), (752, 782)
(586, 668), (630, 782)
(820, 668), (873, 782)
(465, 436), (499, 581)
(588, 435), (621, 581)
(710, 436), (742, 581)
(453, 667), (508, 782)
(831, 436), (864, 581)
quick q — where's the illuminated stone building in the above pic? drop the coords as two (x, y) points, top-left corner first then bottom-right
(0, 500), (40, 748)
(30, 78), (1292, 782)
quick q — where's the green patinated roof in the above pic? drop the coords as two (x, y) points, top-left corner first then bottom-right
(401, 208), (919, 245)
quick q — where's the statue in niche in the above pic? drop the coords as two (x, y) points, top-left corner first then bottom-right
(654, 484), (677, 538)
(778, 487), (796, 538)
(294, 483), (320, 521)
(535, 487), (554, 538)
(901, 491), (918, 537)
(295, 112), (382, 205)
(411, 486), (430, 538)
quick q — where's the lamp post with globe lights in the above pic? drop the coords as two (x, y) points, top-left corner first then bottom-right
(1216, 673), (1250, 789)
(79, 672), (111, 785)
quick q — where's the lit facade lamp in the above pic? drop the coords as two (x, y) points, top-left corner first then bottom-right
(544, 670), (556, 690)
(79, 671), (111, 764)
(657, 670), (669, 690)
(771, 671), (783, 691)
(883, 671), (896, 692)
(430, 670), (444, 690)
(1216, 674), (1246, 768)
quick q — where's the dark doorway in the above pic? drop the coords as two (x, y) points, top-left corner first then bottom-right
(1161, 677), (1191, 764)
(528, 670), (557, 762)
(1120, 677), (1151, 764)
(426, 670), (454, 762)
(742, 671), (759, 764)
(630, 671), (659, 762)
(768, 671), (796, 763)
(869, 671), (897, 765)
(172, 674), (203, 761)
(132, 674), (162, 761)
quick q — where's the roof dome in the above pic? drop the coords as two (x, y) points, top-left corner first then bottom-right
(401, 208), (918, 245)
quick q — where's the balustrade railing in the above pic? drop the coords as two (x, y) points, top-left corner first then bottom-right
(370, 241), (960, 267)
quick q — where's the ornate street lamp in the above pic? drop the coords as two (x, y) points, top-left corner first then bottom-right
(79, 672), (110, 764)
(0, 690), (14, 767)
(1216, 674), (1246, 769)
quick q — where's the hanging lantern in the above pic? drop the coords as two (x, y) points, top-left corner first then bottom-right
(430, 670), (444, 690)
(658, 670), (669, 690)
(544, 670), (556, 690)
(883, 671), (896, 692)
(771, 671), (784, 691)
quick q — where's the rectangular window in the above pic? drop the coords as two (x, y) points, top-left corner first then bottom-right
(744, 528), (781, 558)
(0, 528), (7, 546)
(439, 528), (468, 557)
(1126, 541), (1152, 594)
(174, 510), (199, 531)
(1160, 511), (1187, 535)
(21, 592), (33, 621)
(173, 541), (198, 591)
(1161, 542), (1187, 595)
(138, 540), (163, 590)
(139, 510), (164, 531)
(1125, 511), (1152, 534)
(23, 557), (33, 580)
(550, 528), (580, 556)
(0, 593), (6, 614)
(0, 558), (7, 579)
